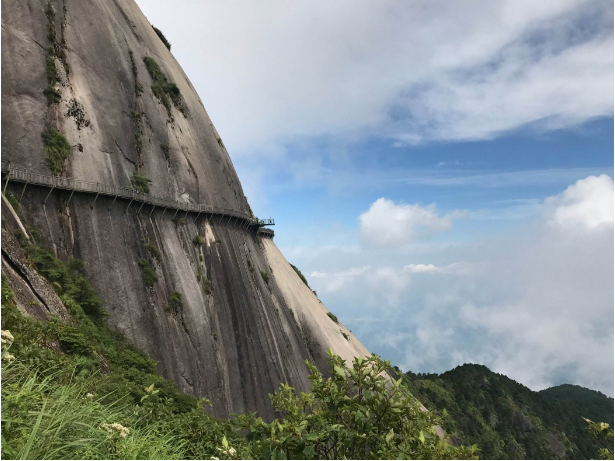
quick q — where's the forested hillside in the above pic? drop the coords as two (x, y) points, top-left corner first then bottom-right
(399, 364), (613, 459)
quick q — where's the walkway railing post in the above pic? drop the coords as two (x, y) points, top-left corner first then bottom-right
(149, 205), (156, 217)
(43, 184), (55, 205)
(3, 163), (10, 195)
(125, 192), (134, 212)
(92, 184), (100, 206)
(138, 200), (145, 213)
(19, 170), (28, 201)
(161, 207), (167, 218)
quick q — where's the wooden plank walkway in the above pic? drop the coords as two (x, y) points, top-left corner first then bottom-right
(1, 160), (275, 235)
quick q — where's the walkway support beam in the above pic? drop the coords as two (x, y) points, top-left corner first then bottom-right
(43, 185), (55, 205)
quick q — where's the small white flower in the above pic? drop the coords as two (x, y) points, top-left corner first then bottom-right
(101, 423), (130, 438)
(1, 330), (14, 344)
(86, 393), (94, 398)
(3, 352), (15, 362)
(210, 458), (220, 460)
(228, 447), (236, 456)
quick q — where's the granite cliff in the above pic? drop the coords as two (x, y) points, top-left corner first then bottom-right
(1, 0), (369, 419)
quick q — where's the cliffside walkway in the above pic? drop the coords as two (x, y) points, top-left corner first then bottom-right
(1, 160), (275, 238)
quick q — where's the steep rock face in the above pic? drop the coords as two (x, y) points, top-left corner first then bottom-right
(1, 0), (369, 419)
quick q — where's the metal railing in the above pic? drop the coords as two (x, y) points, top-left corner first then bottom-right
(1, 160), (274, 233)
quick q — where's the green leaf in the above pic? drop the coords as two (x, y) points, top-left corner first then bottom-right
(419, 430), (425, 444)
(222, 435), (229, 449)
(334, 365), (346, 378)
(303, 445), (316, 458)
(386, 428), (395, 443)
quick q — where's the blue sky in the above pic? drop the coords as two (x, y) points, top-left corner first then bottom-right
(138, 0), (613, 395)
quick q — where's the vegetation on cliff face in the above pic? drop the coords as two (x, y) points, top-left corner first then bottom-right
(152, 25), (171, 50)
(290, 263), (310, 288)
(143, 56), (185, 117)
(41, 127), (71, 175)
(398, 364), (614, 459)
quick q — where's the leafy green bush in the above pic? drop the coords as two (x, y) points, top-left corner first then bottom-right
(260, 270), (269, 285)
(326, 312), (338, 323)
(167, 290), (183, 314)
(152, 25), (172, 50)
(138, 259), (158, 287)
(143, 56), (185, 117)
(172, 216), (185, 227)
(130, 173), (152, 194)
(41, 126), (71, 175)
(235, 349), (477, 460)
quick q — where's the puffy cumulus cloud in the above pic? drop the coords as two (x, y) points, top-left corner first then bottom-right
(137, 0), (613, 155)
(305, 176), (614, 395)
(358, 198), (465, 248)
(545, 174), (614, 229)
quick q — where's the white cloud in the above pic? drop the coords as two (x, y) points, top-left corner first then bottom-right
(358, 198), (465, 248)
(137, 0), (612, 155)
(308, 266), (371, 293)
(304, 176), (614, 395)
(403, 263), (469, 274)
(545, 174), (614, 229)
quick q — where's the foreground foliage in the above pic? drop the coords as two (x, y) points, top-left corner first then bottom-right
(236, 350), (478, 460)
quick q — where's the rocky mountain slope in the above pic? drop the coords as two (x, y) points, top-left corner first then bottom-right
(400, 364), (614, 459)
(1, 0), (368, 419)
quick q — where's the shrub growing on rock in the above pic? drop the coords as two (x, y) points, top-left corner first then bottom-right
(41, 126), (71, 175)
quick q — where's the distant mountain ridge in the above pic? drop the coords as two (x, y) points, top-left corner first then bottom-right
(396, 363), (613, 459)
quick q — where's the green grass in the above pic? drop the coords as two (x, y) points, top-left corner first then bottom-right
(46, 56), (57, 86)
(1, 273), (245, 460)
(138, 259), (158, 287)
(260, 270), (269, 285)
(143, 56), (185, 117)
(41, 126), (71, 175)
